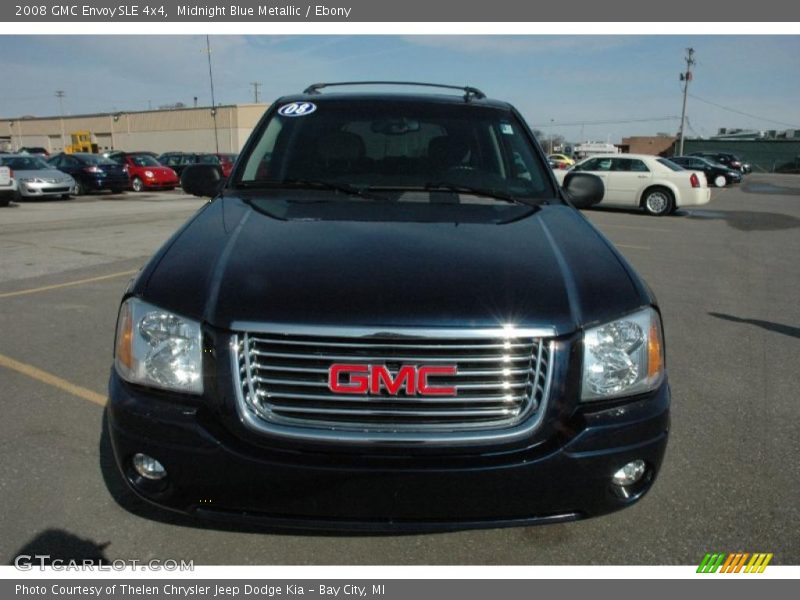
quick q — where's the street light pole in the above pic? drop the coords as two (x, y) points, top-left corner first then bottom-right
(678, 47), (695, 156)
(206, 35), (220, 153)
(55, 90), (66, 150)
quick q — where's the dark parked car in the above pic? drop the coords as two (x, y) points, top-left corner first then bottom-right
(669, 155), (743, 187)
(18, 146), (50, 157)
(689, 151), (751, 174)
(157, 152), (227, 178)
(104, 150), (159, 164)
(47, 152), (129, 195)
(109, 82), (669, 532)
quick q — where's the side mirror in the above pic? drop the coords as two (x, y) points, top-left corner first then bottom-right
(563, 172), (604, 209)
(181, 163), (224, 198)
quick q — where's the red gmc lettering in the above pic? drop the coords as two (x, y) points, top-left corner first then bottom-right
(370, 365), (416, 395)
(328, 364), (457, 396)
(328, 364), (369, 394)
(417, 366), (457, 395)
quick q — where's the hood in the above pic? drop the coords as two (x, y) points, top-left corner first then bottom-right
(139, 197), (648, 335)
(14, 169), (74, 181)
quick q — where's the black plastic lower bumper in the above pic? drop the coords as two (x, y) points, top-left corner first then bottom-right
(107, 372), (670, 533)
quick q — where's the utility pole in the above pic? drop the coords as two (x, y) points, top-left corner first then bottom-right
(678, 47), (695, 156)
(206, 35), (220, 153)
(55, 90), (66, 149)
(250, 82), (262, 103)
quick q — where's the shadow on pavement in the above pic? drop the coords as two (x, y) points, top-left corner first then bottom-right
(682, 209), (800, 231)
(8, 529), (110, 565)
(709, 312), (800, 340)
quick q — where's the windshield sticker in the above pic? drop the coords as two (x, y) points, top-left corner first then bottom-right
(501, 123), (514, 135)
(278, 102), (317, 117)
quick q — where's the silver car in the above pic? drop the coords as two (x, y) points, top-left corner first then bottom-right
(0, 154), (76, 199)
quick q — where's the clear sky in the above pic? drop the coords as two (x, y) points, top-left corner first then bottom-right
(1, 35), (798, 143)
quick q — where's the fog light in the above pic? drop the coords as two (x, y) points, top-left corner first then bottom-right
(132, 453), (167, 480)
(612, 460), (646, 486)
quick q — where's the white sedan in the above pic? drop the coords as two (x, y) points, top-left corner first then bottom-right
(0, 165), (19, 207)
(554, 153), (711, 216)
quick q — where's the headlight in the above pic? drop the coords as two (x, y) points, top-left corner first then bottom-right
(581, 307), (664, 401)
(144, 170), (154, 178)
(114, 298), (203, 394)
(20, 177), (42, 183)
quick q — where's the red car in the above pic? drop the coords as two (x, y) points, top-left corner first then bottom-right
(124, 153), (180, 192)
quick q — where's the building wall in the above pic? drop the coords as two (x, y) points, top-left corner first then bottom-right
(620, 136), (676, 156)
(1, 104), (268, 154)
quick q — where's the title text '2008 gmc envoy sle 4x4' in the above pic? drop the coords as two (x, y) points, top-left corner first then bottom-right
(108, 82), (670, 532)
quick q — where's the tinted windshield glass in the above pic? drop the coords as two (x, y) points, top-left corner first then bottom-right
(1, 156), (50, 170)
(657, 158), (684, 171)
(131, 155), (160, 167)
(81, 154), (117, 165)
(238, 99), (554, 201)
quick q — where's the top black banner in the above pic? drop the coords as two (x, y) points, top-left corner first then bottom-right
(4, 0), (800, 22)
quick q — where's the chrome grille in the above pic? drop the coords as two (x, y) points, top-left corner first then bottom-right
(234, 328), (552, 435)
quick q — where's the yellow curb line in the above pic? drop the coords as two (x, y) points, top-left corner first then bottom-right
(0, 352), (107, 406)
(0, 269), (138, 299)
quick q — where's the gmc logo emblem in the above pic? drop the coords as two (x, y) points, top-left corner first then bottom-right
(328, 364), (457, 396)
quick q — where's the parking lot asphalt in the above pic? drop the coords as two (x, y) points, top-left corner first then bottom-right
(0, 176), (798, 565)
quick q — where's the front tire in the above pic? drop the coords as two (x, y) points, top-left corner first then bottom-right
(74, 181), (87, 196)
(713, 175), (727, 188)
(131, 177), (144, 192)
(642, 187), (675, 216)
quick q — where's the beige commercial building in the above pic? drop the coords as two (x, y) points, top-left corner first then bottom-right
(1, 103), (269, 154)
(619, 135), (677, 157)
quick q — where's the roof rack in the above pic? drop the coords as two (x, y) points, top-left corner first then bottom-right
(302, 81), (486, 102)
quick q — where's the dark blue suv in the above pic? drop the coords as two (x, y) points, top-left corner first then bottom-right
(108, 82), (669, 532)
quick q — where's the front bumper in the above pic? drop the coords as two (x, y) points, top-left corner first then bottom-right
(88, 176), (130, 190)
(141, 179), (179, 189)
(107, 370), (670, 532)
(19, 181), (76, 197)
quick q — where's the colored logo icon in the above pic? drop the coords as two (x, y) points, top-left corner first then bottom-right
(697, 552), (773, 573)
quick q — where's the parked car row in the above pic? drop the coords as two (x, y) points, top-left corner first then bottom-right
(0, 150), (239, 200)
(688, 151), (751, 174)
(668, 155), (743, 187)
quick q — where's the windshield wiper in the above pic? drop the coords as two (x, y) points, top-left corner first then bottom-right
(421, 183), (531, 206)
(237, 178), (383, 201)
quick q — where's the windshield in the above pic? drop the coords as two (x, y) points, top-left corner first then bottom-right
(0, 156), (51, 170)
(657, 158), (685, 171)
(80, 154), (117, 165)
(236, 99), (555, 203)
(131, 155), (161, 167)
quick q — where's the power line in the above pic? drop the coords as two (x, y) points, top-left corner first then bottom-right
(530, 116), (679, 128)
(688, 93), (800, 129)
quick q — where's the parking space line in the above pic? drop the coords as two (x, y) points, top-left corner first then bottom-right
(589, 222), (673, 233)
(614, 243), (651, 250)
(0, 352), (106, 406)
(0, 269), (138, 299)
